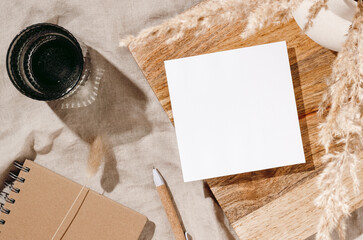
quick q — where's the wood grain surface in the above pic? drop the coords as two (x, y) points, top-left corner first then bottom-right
(128, 3), (363, 239)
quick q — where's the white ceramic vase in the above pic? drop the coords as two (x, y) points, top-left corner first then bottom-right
(293, 0), (358, 52)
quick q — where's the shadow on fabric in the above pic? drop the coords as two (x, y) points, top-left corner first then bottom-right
(48, 47), (152, 193)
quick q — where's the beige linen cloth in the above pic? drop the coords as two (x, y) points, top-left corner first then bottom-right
(0, 0), (362, 240)
(0, 0), (236, 239)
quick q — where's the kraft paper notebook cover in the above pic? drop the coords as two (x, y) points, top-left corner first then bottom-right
(0, 160), (147, 240)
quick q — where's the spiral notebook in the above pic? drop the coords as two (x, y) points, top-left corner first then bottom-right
(0, 160), (147, 240)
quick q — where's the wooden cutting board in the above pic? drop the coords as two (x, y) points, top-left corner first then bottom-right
(127, 2), (363, 239)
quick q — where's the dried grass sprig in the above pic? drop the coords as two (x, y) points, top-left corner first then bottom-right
(241, 0), (301, 39)
(303, 0), (328, 32)
(240, 0), (329, 39)
(120, 0), (329, 46)
(87, 136), (104, 178)
(120, 0), (256, 47)
(52, 136), (104, 240)
(315, 1), (363, 239)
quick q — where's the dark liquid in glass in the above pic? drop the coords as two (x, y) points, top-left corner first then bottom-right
(6, 23), (84, 100)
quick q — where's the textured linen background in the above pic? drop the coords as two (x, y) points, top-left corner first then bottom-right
(0, 0), (361, 240)
(0, 0), (237, 239)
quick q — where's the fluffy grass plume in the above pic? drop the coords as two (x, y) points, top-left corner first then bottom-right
(87, 136), (104, 178)
(240, 0), (301, 39)
(119, 0), (328, 46)
(120, 0), (255, 47)
(315, 1), (362, 239)
(303, 0), (328, 32)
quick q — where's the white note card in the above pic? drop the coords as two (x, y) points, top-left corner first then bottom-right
(164, 41), (305, 182)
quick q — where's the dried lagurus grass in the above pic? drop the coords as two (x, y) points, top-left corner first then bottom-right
(120, 0), (255, 47)
(240, 0), (329, 39)
(240, 0), (301, 39)
(87, 136), (104, 178)
(303, 0), (328, 32)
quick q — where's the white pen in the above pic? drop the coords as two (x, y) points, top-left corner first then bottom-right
(153, 167), (189, 240)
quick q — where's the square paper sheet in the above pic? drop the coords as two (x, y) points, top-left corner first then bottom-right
(164, 41), (305, 182)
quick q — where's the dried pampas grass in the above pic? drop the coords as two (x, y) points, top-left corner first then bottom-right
(51, 136), (105, 240)
(120, 0), (256, 47)
(303, 0), (328, 32)
(240, 0), (301, 39)
(315, 1), (363, 239)
(119, 0), (329, 46)
(240, 0), (330, 39)
(120, 0), (362, 239)
(87, 136), (104, 178)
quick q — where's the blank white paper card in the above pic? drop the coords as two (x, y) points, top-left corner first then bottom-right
(164, 41), (305, 182)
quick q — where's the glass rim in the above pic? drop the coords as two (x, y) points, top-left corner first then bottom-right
(6, 23), (84, 101)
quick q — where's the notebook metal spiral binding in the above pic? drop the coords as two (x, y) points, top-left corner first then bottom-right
(0, 161), (30, 225)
